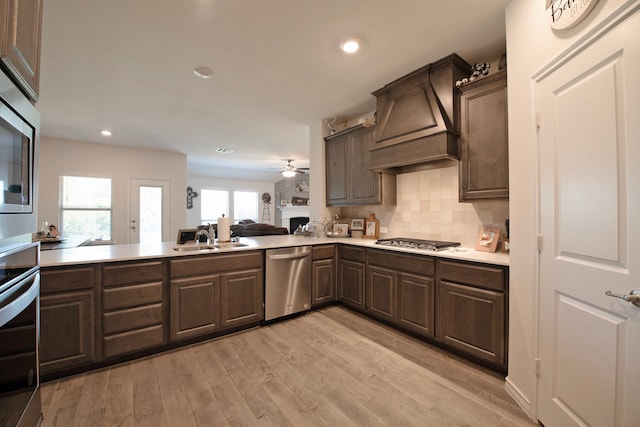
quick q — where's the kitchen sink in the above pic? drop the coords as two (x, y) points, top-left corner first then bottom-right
(172, 242), (248, 252)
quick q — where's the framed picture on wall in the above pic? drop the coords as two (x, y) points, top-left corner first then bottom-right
(476, 227), (501, 252)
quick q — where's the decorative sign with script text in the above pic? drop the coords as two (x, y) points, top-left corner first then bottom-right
(546, 0), (600, 30)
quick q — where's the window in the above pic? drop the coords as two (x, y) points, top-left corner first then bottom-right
(234, 191), (258, 222)
(201, 189), (229, 224)
(199, 189), (259, 224)
(59, 176), (112, 240)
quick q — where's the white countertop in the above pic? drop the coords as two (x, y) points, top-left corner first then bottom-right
(39, 235), (510, 267)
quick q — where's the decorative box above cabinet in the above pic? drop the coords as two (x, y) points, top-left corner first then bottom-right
(369, 54), (470, 172)
(459, 70), (509, 201)
(0, 0), (43, 101)
(325, 124), (396, 207)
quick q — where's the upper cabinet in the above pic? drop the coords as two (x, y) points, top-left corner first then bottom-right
(0, 0), (43, 101)
(369, 54), (470, 172)
(458, 70), (509, 201)
(325, 124), (396, 207)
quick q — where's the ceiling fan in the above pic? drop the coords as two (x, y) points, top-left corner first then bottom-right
(280, 159), (309, 177)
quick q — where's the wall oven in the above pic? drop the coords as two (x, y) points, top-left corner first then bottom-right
(0, 242), (41, 427)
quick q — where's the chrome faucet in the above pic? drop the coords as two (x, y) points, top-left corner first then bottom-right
(196, 224), (215, 245)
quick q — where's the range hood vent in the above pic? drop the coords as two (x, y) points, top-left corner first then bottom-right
(370, 53), (470, 173)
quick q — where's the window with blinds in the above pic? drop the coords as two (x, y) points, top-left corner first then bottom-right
(59, 176), (112, 241)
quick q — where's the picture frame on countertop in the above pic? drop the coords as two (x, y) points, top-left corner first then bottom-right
(333, 223), (349, 236)
(476, 227), (501, 252)
(351, 218), (364, 231)
(363, 214), (380, 239)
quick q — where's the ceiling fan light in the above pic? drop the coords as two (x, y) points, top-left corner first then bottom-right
(282, 169), (296, 178)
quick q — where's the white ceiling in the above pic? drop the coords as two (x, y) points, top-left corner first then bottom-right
(38, 0), (510, 182)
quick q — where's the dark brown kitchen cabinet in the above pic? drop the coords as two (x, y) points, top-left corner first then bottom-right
(101, 261), (166, 358)
(366, 265), (397, 323)
(366, 249), (435, 337)
(220, 269), (263, 329)
(169, 251), (263, 342)
(0, 0), (43, 101)
(337, 246), (366, 310)
(312, 245), (336, 307)
(436, 260), (508, 369)
(39, 266), (97, 375)
(459, 70), (509, 201)
(325, 124), (396, 207)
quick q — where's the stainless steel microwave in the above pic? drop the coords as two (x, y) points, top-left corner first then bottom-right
(0, 70), (39, 242)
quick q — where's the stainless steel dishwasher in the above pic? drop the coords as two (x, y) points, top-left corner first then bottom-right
(265, 246), (311, 321)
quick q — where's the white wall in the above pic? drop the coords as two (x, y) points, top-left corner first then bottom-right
(504, 0), (632, 419)
(38, 137), (187, 244)
(186, 175), (275, 226)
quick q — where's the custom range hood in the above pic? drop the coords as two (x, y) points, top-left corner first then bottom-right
(370, 53), (470, 173)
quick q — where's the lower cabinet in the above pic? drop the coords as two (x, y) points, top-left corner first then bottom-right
(170, 274), (220, 341)
(312, 245), (336, 307)
(397, 272), (435, 338)
(101, 260), (166, 358)
(436, 260), (508, 368)
(169, 251), (263, 342)
(366, 266), (397, 323)
(39, 267), (97, 375)
(337, 246), (366, 310)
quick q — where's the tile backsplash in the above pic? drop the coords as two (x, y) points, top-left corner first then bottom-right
(339, 165), (509, 248)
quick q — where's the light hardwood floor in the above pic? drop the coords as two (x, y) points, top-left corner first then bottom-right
(40, 306), (537, 426)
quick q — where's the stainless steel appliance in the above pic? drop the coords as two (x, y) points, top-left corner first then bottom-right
(376, 237), (461, 251)
(0, 242), (41, 427)
(265, 246), (311, 321)
(0, 69), (40, 242)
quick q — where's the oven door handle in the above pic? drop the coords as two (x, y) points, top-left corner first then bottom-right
(0, 271), (39, 328)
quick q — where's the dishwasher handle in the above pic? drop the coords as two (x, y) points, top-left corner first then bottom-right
(267, 252), (310, 261)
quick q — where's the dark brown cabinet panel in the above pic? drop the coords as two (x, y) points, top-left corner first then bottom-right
(312, 259), (335, 307)
(397, 272), (435, 338)
(39, 266), (97, 375)
(338, 259), (365, 310)
(312, 245), (336, 307)
(0, 0), (43, 100)
(101, 261), (166, 358)
(436, 260), (508, 368)
(39, 290), (96, 375)
(220, 269), (263, 329)
(325, 125), (396, 207)
(366, 266), (397, 323)
(459, 70), (509, 201)
(170, 274), (220, 341)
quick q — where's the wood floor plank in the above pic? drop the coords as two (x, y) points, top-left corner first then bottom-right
(40, 306), (536, 427)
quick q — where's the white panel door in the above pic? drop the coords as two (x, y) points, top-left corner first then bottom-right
(537, 7), (640, 427)
(130, 178), (171, 244)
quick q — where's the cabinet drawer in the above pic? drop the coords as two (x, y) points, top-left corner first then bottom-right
(339, 245), (365, 263)
(313, 245), (335, 260)
(103, 303), (163, 335)
(103, 261), (163, 287)
(367, 249), (434, 276)
(103, 325), (164, 358)
(40, 267), (96, 294)
(103, 282), (163, 311)
(170, 252), (263, 278)
(438, 261), (505, 291)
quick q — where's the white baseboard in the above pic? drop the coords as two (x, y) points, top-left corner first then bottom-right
(505, 376), (537, 423)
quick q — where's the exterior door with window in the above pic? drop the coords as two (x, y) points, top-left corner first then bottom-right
(130, 179), (171, 244)
(536, 8), (640, 427)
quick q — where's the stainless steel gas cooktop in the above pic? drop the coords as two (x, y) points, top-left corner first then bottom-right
(375, 237), (461, 251)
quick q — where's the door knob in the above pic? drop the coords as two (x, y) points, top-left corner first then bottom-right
(605, 290), (640, 307)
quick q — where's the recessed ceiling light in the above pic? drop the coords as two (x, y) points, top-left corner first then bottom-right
(100, 130), (112, 136)
(340, 39), (360, 54)
(193, 66), (214, 79)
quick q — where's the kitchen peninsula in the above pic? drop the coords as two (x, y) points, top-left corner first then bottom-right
(39, 235), (509, 381)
